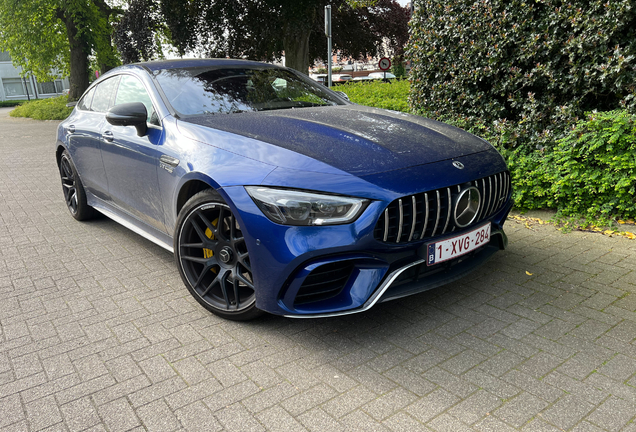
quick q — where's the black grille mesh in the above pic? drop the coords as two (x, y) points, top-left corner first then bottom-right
(294, 261), (354, 305)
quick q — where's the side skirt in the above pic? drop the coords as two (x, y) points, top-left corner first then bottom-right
(88, 195), (174, 253)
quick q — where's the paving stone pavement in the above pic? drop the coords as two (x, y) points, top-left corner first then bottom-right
(1, 108), (636, 432)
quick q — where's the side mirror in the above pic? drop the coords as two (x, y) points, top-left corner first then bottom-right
(106, 102), (148, 136)
(334, 90), (349, 101)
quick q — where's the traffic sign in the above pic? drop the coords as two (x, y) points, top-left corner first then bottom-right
(378, 57), (391, 71)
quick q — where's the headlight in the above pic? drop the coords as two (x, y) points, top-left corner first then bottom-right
(245, 187), (369, 226)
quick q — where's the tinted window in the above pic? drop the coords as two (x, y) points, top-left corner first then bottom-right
(77, 87), (95, 111)
(155, 67), (345, 116)
(91, 77), (119, 113)
(114, 75), (158, 124)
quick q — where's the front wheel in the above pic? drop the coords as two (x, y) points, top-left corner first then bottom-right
(174, 189), (262, 321)
(59, 150), (94, 221)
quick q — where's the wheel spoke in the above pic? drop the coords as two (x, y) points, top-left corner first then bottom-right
(189, 218), (207, 242)
(181, 242), (204, 249)
(193, 264), (213, 288)
(235, 272), (254, 290)
(237, 252), (251, 272)
(181, 255), (209, 264)
(232, 276), (240, 309)
(230, 215), (236, 240)
(219, 272), (232, 309)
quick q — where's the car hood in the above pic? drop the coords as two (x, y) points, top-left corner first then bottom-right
(178, 104), (493, 176)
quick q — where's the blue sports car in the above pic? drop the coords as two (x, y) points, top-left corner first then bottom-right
(56, 59), (512, 320)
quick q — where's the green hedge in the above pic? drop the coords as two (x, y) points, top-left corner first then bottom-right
(9, 95), (72, 120)
(407, 0), (636, 151)
(0, 100), (27, 107)
(509, 110), (636, 223)
(339, 80), (410, 113)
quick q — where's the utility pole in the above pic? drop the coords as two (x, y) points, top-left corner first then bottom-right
(325, 5), (332, 88)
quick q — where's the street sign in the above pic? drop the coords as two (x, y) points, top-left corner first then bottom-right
(379, 57), (391, 71)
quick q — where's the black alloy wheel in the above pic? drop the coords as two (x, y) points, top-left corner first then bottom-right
(175, 190), (261, 320)
(59, 150), (94, 221)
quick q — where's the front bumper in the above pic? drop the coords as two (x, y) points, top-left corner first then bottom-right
(220, 183), (512, 318)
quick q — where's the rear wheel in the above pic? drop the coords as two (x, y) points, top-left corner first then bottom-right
(174, 189), (262, 321)
(59, 150), (94, 221)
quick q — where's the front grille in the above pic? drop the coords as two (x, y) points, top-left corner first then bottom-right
(374, 171), (510, 244)
(294, 261), (354, 306)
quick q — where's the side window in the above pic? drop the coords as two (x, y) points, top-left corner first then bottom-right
(77, 87), (96, 111)
(91, 77), (120, 113)
(114, 75), (158, 125)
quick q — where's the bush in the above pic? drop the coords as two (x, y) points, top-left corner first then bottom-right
(509, 110), (636, 222)
(407, 0), (636, 151)
(0, 100), (27, 107)
(10, 95), (72, 120)
(338, 80), (411, 113)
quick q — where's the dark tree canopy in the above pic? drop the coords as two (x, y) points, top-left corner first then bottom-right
(120, 0), (410, 73)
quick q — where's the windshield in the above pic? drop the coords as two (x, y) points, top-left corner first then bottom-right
(154, 66), (346, 116)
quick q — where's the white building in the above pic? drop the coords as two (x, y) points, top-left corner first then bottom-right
(0, 51), (70, 102)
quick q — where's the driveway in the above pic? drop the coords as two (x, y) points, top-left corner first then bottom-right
(1, 110), (635, 432)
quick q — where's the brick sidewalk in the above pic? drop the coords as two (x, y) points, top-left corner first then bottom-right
(1, 113), (635, 431)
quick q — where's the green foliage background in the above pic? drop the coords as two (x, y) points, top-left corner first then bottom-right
(339, 80), (410, 112)
(405, 0), (636, 222)
(10, 96), (72, 120)
(407, 0), (636, 151)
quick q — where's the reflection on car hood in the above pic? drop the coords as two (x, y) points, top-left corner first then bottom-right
(179, 104), (493, 176)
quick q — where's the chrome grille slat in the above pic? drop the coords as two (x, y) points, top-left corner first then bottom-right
(420, 192), (429, 239)
(441, 188), (451, 235)
(375, 171), (510, 244)
(396, 199), (404, 243)
(431, 190), (441, 237)
(408, 196), (416, 242)
(383, 208), (389, 242)
(484, 177), (492, 217)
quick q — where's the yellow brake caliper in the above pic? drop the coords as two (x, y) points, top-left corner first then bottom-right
(202, 219), (218, 273)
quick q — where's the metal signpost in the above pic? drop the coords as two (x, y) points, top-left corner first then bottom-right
(325, 5), (332, 88)
(379, 57), (391, 82)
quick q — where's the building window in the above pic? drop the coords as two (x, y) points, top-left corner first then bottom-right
(2, 78), (34, 97)
(55, 80), (64, 93)
(37, 81), (57, 94)
(0, 51), (11, 62)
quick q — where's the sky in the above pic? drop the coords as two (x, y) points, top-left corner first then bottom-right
(397, 0), (410, 6)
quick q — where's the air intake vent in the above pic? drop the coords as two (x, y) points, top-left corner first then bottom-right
(294, 261), (354, 306)
(374, 171), (510, 244)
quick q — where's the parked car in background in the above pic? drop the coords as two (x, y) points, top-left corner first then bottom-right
(309, 74), (327, 85)
(55, 58), (512, 321)
(368, 72), (397, 80)
(331, 74), (353, 84)
(353, 76), (374, 81)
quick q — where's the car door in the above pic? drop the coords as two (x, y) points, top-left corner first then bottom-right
(66, 78), (119, 200)
(100, 74), (167, 233)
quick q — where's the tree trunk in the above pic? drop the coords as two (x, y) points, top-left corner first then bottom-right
(62, 13), (90, 101)
(283, 30), (311, 75)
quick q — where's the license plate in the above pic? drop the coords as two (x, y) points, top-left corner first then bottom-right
(426, 222), (491, 266)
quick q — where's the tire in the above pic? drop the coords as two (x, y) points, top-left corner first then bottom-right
(59, 150), (95, 221)
(174, 189), (263, 321)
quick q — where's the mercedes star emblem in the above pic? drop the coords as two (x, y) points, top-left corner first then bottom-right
(454, 186), (481, 227)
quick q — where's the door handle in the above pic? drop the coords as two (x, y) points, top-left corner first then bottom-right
(68, 125), (75, 133)
(102, 131), (114, 142)
(159, 155), (180, 173)
(160, 155), (180, 167)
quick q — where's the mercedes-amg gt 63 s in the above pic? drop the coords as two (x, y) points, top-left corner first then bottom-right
(56, 59), (512, 320)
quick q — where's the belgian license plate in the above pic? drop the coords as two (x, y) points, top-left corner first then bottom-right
(426, 222), (491, 266)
